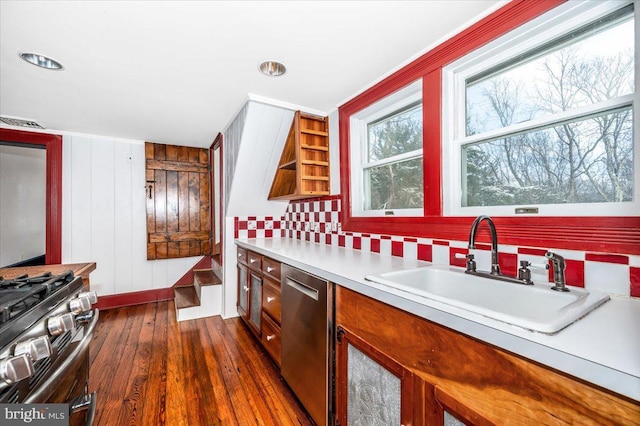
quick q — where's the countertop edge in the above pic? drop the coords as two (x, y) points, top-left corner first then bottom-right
(236, 238), (640, 403)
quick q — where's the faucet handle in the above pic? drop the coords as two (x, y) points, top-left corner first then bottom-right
(465, 254), (476, 273)
(528, 262), (549, 271)
(517, 261), (534, 285)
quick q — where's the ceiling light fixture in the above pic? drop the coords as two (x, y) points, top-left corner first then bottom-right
(19, 52), (64, 70)
(258, 60), (286, 77)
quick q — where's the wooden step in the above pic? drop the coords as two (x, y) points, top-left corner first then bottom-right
(194, 268), (222, 287)
(174, 285), (199, 309)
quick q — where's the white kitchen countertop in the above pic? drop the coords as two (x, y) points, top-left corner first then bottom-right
(236, 238), (640, 402)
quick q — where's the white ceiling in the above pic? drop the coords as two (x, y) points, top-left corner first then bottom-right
(0, 0), (504, 148)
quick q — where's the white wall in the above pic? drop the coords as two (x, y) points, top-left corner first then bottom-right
(328, 108), (341, 195)
(61, 135), (201, 296)
(221, 101), (297, 317)
(0, 145), (46, 266)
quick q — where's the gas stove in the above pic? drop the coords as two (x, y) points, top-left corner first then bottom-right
(0, 270), (98, 425)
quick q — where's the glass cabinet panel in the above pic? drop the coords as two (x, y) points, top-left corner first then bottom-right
(238, 264), (248, 314)
(249, 272), (262, 331)
(444, 411), (466, 426)
(347, 343), (401, 425)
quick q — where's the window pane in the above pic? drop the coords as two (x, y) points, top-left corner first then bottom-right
(466, 14), (634, 136)
(367, 104), (422, 162)
(463, 108), (633, 207)
(365, 157), (423, 210)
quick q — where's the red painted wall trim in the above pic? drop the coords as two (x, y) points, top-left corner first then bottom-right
(96, 287), (174, 310)
(174, 256), (212, 286)
(97, 255), (212, 310)
(339, 0), (640, 255)
(0, 128), (62, 264)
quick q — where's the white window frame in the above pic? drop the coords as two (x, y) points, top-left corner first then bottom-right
(350, 80), (423, 217)
(442, 0), (639, 217)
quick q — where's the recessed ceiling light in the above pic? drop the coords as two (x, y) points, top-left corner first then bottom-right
(19, 52), (64, 70)
(258, 60), (286, 77)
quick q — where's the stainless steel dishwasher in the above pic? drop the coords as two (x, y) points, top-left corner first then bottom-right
(281, 264), (333, 426)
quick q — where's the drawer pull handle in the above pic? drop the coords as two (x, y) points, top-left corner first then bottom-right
(266, 335), (275, 341)
(249, 258), (256, 263)
(267, 297), (275, 303)
(267, 267), (274, 272)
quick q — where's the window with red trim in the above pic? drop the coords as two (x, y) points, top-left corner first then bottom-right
(338, 0), (640, 255)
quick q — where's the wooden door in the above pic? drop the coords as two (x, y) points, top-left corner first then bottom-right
(145, 142), (211, 260)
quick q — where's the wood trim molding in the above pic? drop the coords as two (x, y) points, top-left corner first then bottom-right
(338, 0), (640, 255)
(0, 128), (62, 263)
(97, 255), (212, 310)
(96, 287), (174, 310)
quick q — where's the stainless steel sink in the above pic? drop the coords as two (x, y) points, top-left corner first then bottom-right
(365, 265), (610, 334)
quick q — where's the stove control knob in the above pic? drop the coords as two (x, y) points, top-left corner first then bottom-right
(47, 313), (76, 336)
(70, 296), (92, 314)
(78, 291), (98, 304)
(14, 336), (52, 361)
(0, 354), (34, 384)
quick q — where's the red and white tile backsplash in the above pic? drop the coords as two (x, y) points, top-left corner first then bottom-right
(235, 197), (640, 298)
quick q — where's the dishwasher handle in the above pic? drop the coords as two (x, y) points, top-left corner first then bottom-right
(285, 277), (319, 301)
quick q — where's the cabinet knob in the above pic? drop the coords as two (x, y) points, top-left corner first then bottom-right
(243, 286), (249, 291)
(266, 335), (275, 341)
(238, 253), (242, 258)
(267, 297), (275, 303)
(267, 267), (274, 272)
(249, 258), (256, 263)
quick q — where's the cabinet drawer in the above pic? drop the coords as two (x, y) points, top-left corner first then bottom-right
(262, 277), (281, 323)
(247, 251), (262, 271)
(261, 312), (281, 367)
(262, 257), (281, 280)
(237, 247), (247, 264)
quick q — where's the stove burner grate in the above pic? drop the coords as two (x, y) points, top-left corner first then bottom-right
(0, 270), (75, 324)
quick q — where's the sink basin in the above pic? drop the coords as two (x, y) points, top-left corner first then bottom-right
(365, 265), (610, 334)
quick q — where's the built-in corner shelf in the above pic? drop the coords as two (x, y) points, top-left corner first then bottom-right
(268, 111), (330, 200)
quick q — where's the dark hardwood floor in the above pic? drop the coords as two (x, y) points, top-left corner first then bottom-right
(89, 301), (313, 426)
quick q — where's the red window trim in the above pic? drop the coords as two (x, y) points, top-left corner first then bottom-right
(0, 128), (62, 264)
(339, 0), (640, 255)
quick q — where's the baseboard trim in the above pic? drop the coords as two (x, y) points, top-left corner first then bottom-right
(96, 287), (174, 310)
(96, 256), (214, 310)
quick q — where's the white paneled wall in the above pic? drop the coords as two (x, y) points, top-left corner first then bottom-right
(62, 135), (201, 296)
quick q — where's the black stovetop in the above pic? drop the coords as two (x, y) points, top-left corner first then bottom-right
(0, 271), (82, 349)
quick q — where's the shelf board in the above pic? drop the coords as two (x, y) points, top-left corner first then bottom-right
(279, 160), (297, 170)
(300, 144), (329, 152)
(300, 160), (329, 166)
(300, 129), (329, 137)
(301, 175), (330, 181)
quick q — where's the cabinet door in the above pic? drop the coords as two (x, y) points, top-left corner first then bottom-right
(248, 271), (262, 335)
(336, 327), (417, 426)
(433, 388), (493, 426)
(237, 263), (249, 319)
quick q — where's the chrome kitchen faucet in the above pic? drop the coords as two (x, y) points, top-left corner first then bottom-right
(462, 215), (534, 285)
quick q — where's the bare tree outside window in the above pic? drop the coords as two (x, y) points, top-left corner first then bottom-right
(365, 105), (423, 210)
(463, 15), (634, 207)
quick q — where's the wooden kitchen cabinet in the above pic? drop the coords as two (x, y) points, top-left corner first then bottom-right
(236, 247), (261, 337)
(236, 246), (283, 366)
(268, 111), (330, 200)
(335, 326), (420, 426)
(335, 285), (640, 425)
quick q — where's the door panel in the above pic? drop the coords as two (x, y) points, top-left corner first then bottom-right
(145, 142), (211, 259)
